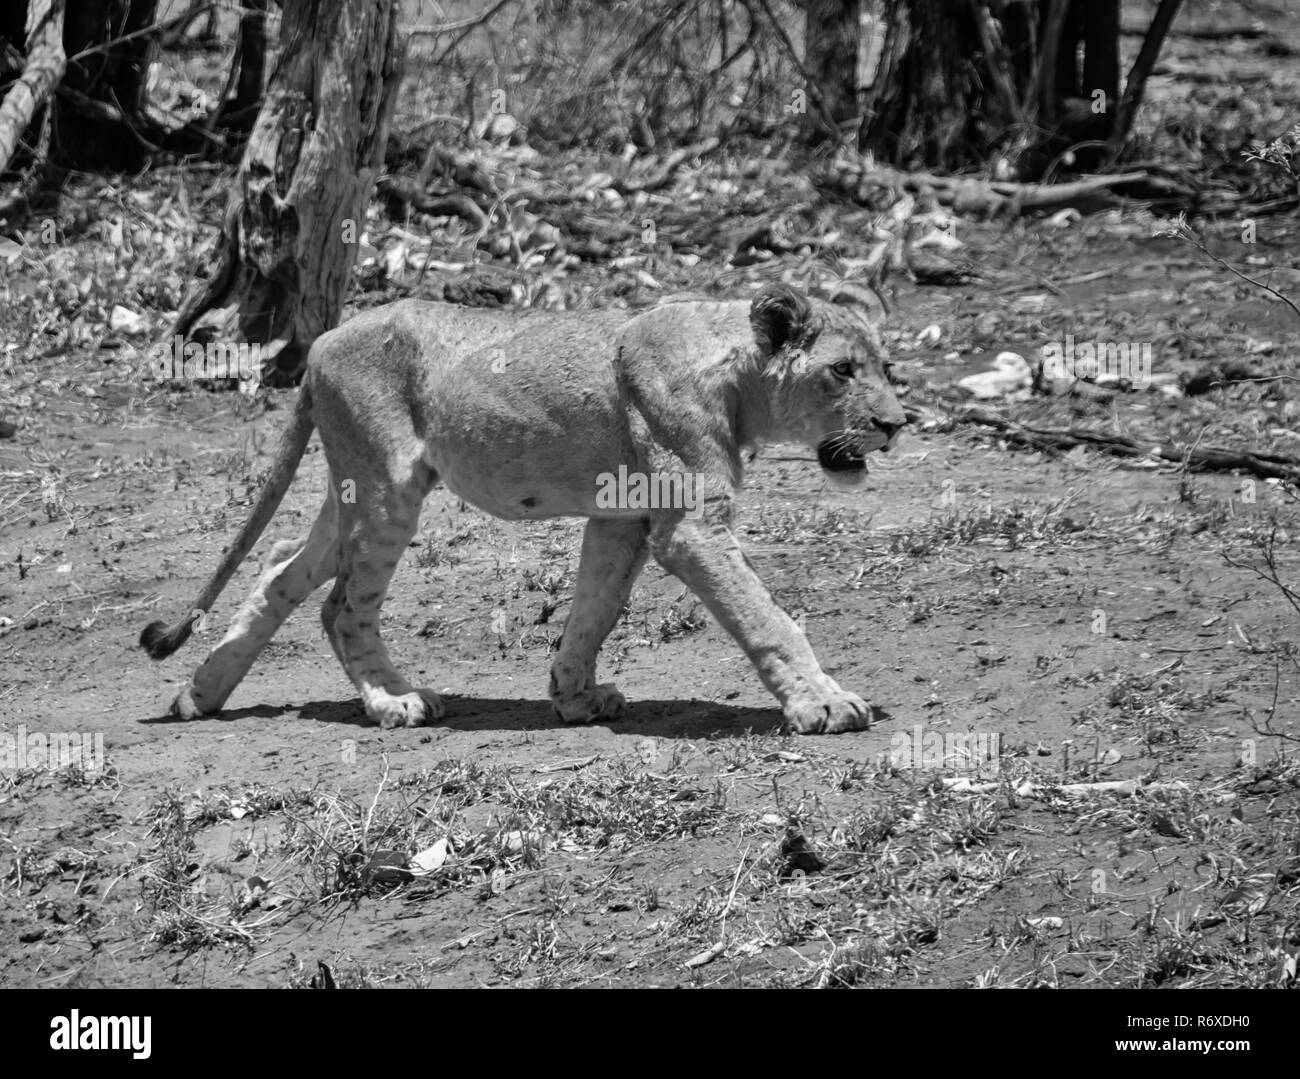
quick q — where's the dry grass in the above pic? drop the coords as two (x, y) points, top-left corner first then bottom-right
(107, 731), (1300, 987)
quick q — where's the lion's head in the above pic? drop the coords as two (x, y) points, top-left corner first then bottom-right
(749, 283), (907, 487)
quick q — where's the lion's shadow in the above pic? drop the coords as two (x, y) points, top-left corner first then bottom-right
(139, 696), (890, 739)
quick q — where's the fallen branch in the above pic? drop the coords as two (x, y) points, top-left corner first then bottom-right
(0, 0), (65, 174)
(944, 777), (1190, 797)
(1151, 60), (1274, 84)
(417, 146), (497, 197)
(613, 136), (722, 195)
(1122, 19), (1272, 41)
(820, 160), (1188, 217)
(376, 175), (489, 231)
(959, 406), (1300, 482)
(1181, 361), (1265, 396)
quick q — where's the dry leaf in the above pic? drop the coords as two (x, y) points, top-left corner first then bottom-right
(684, 940), (726, 969)
(409, 838), (451, 877)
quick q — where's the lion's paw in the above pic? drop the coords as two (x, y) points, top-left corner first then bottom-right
(784, 690), (871, 734)
(368, 687), (444, 729)
(552, 683), (628, 725)
(171, 685), (217, 720)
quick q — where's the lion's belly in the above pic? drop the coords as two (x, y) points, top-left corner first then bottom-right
(412, 313), (655, 520)
(423, 384), (647, 521)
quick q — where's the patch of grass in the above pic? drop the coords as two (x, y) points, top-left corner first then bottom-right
(499, 760), (730, 849)
(1, 759), (120, 792)
(518, 567), (570, 596)
(746, 505), (872, 545)
(112, 737), (1300, 987)
(655, 595), (708, 641)
(137, 785), (313, 949)
(1103, 665), (1226, 749)
(885, 498), (1087, 558)
(414, 519), (501, 569)
(274, 755), (733, 914)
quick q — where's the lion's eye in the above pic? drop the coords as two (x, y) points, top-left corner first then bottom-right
(882, 361), (896, 380)
(831, 361), (855, 380)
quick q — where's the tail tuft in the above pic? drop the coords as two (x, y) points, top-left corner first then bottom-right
(139, 619), (192, 660)
(137, 383), (317, 665)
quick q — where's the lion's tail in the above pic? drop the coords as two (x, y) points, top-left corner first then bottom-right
(139, 385), (316, 660)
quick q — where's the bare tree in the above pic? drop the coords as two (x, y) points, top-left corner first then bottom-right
(0, 0), (162, 215)
(175, 0), (405, 385)
(847, 0), (1182, 176)
(801, 0), (862, 144)
(56, 0), (159, 171)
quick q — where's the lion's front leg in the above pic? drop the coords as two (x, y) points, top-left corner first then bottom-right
(650, 515), (871, 734)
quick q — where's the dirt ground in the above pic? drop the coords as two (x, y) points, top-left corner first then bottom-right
(2, 1), (1300, 989)
(3, 206), (1299, 987)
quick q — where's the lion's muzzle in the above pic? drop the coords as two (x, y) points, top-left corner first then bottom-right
(817, 438), (868, 475)
(816, 418), (905, 476)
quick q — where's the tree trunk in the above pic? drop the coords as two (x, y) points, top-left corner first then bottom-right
(1082, 0), (1120, 111)
(175, 0), (405, 386)
(860, 0), (986, 169)
(1032, 0), (1119, 171)
(1105, 0), (1184, 162)
(211, 0), (269, 145)
(803, 0), (861, 145)
(54, 0), (158, 172)
(0, 0), (65, 178)
(859, 0), (1180, 177)
(1063, 0), (1120, 169)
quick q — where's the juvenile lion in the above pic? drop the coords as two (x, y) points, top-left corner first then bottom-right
(141, 285), (906, 733)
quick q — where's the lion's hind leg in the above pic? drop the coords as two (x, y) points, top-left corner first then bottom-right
(550, 517), (650, 724)
(330, 475), (441, 729)
(172, 486), (340, 717)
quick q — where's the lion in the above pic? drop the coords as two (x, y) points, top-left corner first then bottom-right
(140, 284), (907, 734)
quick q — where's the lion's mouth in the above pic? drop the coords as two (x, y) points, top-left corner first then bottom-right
(817, 439), (868, 475)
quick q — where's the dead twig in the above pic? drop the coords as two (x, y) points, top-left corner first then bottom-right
(410, 0), (513, 38)
(1161, 215), (1300, 324)
(65, 2), (227, 65)
(959, 406), (1300, 483)
(1222, 522), (1300, 619)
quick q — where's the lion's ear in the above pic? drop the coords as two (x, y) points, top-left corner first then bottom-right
(830, 282), (889, 324)
(750, 284), (814, 357)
